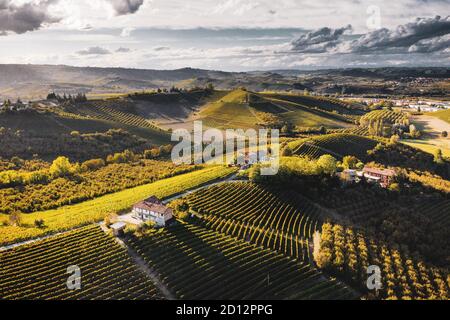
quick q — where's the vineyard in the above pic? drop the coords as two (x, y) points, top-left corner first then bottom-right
(184, 182), (325, 260)
(127, 223), (357, 300)
(416, 199), (450, 229)
(0, 166), (236, 245)
(64, 100), (166, 132)
(316, 223), (449, 300)
(262, 93), (363, 116)
(360, 109), (408, 125)
(0, 225), (162, 300)
(288, 133), (379, 160)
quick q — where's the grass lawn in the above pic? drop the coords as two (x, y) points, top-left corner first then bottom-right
(403, 140), (450, 158)
(0, 166), (236, 246)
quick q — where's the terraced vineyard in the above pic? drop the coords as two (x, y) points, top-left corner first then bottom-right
(288, 133), (379, 160)
(0, 225), (162, 300)
(360, 109), (408, 125)
(128, 223), (357, 300)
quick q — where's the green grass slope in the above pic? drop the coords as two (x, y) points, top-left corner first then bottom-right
(197, 89), (260, 129)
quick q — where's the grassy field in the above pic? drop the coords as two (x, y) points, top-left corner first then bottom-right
(0, 166), (236, 246)
(403, 140), (450, 157)
(407, 114), (450, 158)
(428, 109), (450, 124)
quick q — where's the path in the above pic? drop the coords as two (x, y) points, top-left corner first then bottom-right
(162, 172), (239, 203)
(0, 172), (238, 251)
(102, 225), (176, 300)
(0, 227), (92, 252)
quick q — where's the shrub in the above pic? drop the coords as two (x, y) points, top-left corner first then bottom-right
(81, 158), (105, 171)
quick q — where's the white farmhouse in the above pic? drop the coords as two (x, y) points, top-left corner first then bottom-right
(132, 196), (174, 227)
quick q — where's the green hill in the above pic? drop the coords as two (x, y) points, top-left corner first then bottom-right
(288, 133), (379, 160)
(196, 89), (359, 130)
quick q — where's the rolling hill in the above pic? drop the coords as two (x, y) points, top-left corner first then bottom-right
(288, 133), (380, 160)
(194, 89), (360, 130)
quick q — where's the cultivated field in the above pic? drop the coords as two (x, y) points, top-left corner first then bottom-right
(0, 225), (162, 300)
(0, 166), (236, 246)
(127, 223), (357, 300)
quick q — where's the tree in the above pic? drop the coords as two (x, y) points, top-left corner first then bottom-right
(9, 212), (22, 226)
(342, 155), (359, 169)
(281, 146), (293, 157)
(409, 124), (421, 138)
(317, 154), (337, 175)
(34, 219), (45, 228)
(441, 131), (448, 138)
(390, 134), (400, 145)
(388, 183), (400, 192)
(49, 156), (74, 178)
(356, 162), (364, 170)
(434, 149), (444, 164)
(104, 213), (118, 227)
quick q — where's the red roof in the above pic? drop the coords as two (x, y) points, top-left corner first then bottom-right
(363, 167), (396, 177)
(133, 196), (172, 215)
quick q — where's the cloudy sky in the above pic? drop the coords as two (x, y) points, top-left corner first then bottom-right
(0, 0), (449, 71)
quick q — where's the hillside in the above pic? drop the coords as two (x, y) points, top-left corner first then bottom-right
(195, 89), (358, 130)
(288, 133), (379, 160)
(1, 225), (162, 300)
(0, 64), (236, 100)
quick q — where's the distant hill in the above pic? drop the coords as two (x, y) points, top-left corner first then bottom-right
(0, 64), (239, 100)
(1, 64), (449, 100)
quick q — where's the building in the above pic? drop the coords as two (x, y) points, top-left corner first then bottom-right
(363, 167), (396, 188)
(110, 221), (127, 236)
(132, 196), (173, 227)
(339, 169), (358, 184)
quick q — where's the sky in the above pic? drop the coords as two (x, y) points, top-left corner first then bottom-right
(0, 0), (449, 71)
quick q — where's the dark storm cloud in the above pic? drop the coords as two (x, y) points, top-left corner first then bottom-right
(77, 46), (112, 55)
(408, 35), (450, 53)
(108, 0), (145, 16)
(291, 25), (352, 53)
(350, 15), (450, 52)
(0, 0), (60, 35)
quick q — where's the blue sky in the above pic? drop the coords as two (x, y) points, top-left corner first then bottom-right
(0, 0), (449, 70)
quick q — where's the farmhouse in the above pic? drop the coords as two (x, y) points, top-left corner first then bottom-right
(363, 167), (396, 188)
(132, 196), (173, 227)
